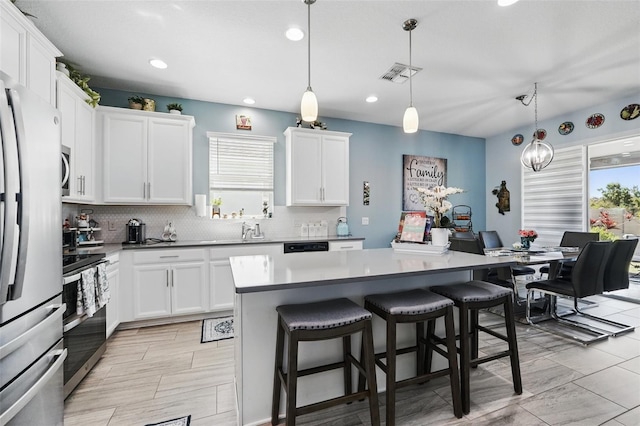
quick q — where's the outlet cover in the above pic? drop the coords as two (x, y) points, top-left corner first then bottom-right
(361, 217), (369, 225)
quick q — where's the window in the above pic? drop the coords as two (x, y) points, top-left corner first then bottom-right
(207, 132), (276, 218)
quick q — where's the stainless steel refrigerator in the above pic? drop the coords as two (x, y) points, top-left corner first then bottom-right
(0, 70), (66, 425)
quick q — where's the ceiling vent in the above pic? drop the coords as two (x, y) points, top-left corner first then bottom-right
(380, 62), (422, 84)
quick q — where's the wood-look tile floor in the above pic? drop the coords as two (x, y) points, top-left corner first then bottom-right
(64, 294), (640, 426)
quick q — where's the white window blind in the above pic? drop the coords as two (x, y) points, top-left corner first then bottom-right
(522, 145), (587, 247)
(208, 133), (275, 191)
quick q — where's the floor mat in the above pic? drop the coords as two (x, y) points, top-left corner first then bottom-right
(201, 316), (234, 343)
(145, 415), (191, 426)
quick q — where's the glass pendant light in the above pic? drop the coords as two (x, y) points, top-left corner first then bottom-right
(300, 0), (318, 122)
(403, 19), (418, 133)
(520, 83), (554, 171)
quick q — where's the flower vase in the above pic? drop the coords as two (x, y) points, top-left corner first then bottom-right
(431, 228), (449, 247)
(521, 237), (531, 250)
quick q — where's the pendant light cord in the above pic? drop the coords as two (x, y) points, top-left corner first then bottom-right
(408, 27), (413, 107)
(307, 0), (312, 91)
(533, 82), (538, 137)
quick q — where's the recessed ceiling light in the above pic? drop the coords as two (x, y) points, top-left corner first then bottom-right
(365, 96), (378, 103)
(285, 27), (304, 41)
(497, 0), (520, 6)
(243, 97), (256, 105)
(149, 59), (167, 69)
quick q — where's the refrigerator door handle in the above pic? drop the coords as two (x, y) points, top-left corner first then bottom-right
(0, 348), (67, 425)
(0, 304), (65, 360)
(7, 87), (30, 301)
(0, 83), (20, 304)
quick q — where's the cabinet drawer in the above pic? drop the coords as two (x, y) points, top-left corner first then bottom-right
(329, 240), (363, 251)
(133, 248), (205, 264)
(209, 244), (281, 260)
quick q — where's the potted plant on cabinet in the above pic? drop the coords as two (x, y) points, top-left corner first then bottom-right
(128, 95), (144, 110)
(167, 103), (183, 115)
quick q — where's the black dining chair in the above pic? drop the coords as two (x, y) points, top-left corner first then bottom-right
(539, 231), (599, 279)
(524, 241), (631, 344)
(451, 231), (475, 239)
(603, 238), (639, 296)
(478, 231), (536, 303)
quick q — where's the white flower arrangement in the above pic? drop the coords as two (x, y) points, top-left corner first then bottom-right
(415, 185), (464, 228)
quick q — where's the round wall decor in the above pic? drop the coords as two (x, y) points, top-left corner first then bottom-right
(511, 134), (524, 146)
(558, 121), (574, 135)
(586, 113), (605, 129)
(620, 104), (640, 121)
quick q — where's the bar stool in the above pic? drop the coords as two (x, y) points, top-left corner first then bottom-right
(359, 289), (463, 425)
(430, 280), (522, 415)
(271, 298), (380, 426)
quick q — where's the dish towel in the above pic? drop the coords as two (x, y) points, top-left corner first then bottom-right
(95, 263), (110, 308)
(77, 268), (97, 317)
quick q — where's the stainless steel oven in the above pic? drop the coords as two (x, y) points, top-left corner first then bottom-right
(61, 253), (106, 398)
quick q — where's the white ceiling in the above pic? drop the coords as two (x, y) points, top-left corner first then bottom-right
(19, 0), (640, 139)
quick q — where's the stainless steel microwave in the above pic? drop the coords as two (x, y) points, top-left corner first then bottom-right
(61, 145), (70, 196)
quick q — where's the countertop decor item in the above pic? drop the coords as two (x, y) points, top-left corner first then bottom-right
(620, 104), (639, 121)
(586, 113), (605, 129)
(518, 82), (554, 172)
(558, 121), (574, 135)
(415, 185), (464, 228)
(518, 229), (537, 249)
(143, 98), (156, 111)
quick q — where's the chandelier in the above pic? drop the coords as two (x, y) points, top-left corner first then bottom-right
(519, 82), (554, 172)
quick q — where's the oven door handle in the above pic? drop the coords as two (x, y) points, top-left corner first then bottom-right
(63, 312), (89, 333)
(63, 259), (108, 284)
(0, 304), (65, 360)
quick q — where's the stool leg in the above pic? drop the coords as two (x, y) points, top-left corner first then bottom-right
(385, 316), (397, 426)
(459, 303), (471, 415)
(503, 296), (523, 395)
(470, 308), (479, 364)
(342, 336), (352, 397)
(271, 319), (285, 425)
(357, 335), (366, 393)
(444, 308), (463, 419)
(416, 321), (425, 376)
(423, 319), (436, 374)
(285, 332), (299, 426)
(363, 320), (381, 426)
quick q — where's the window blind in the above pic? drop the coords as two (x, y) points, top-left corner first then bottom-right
(522, 145), (587, 247)
(209, 134), (275, 191)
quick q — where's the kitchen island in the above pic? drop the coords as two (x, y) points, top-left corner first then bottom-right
(230, 248), (516, 426)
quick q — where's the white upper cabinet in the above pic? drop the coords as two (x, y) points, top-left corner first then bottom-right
(285, 127), (351, 206)
(0, 1), (61, 104)
(57, 71), (95, 203)
(98, 106), (195, 205)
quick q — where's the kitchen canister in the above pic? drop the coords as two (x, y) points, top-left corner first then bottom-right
(336, 217), (350, 237)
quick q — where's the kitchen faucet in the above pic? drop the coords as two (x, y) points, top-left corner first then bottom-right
(242, 222), (264, 241)
(241, 222), (254, 241)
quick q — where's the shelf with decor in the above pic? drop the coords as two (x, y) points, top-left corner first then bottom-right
(452, 205), (472, 232)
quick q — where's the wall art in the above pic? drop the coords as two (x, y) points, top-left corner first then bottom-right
(558, 121), (574, 135)
(620, 104), (640, 121)
(402, 155), (447, 211)
(491, 180), (510, 215)
(236, 115), (252, 130)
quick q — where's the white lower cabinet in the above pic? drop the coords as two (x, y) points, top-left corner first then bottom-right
(105, 254), (119, 338)
(130, 249), (207, 320)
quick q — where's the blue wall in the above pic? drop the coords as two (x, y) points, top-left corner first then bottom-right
(97, 88), (486, 248)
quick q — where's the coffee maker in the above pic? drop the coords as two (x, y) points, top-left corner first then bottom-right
(125, 218), (146, 244)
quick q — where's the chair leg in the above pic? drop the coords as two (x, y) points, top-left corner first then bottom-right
(285, 333), (299, 426)
(470, 308), (479, 364)
(362, 321), (381, 426)
(424, 319), (436, 374)
(271, 319), (285, 425)
(342, 336), (352, 396)
(459, 303), (471, 415)
(444, 308), (463, 418)
(503, 297), (522, 395)
(385, 317), (397, 426)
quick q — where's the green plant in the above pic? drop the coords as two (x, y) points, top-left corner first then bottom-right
(211, 197), (222, 206)
(166, 103), (183, 112)
(11, 0), (36, 19)
(128, 95), (145, 105)
(64, 63), (100, 107)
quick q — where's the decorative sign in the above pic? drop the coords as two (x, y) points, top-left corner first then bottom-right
(236, 115), (252, 130)
(402, 155), (447, 211)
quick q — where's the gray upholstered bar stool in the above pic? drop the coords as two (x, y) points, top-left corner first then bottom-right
(359, 289), (463, 425)
(271, 298), (380, 426)
(430, 280), (522, 415)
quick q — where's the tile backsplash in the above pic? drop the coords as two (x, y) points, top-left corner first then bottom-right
(63, 204), (346, 244)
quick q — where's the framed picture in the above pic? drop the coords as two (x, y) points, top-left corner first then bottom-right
(402, 155), (447, 211)
(236, 115), (252, 130)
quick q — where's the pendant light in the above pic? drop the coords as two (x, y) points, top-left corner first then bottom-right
(520, 82), (554, 172)
(402, 19), (418, 133)
(300, 0), (318, 122)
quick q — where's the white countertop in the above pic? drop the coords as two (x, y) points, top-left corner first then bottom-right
(230, 248), (516, 293)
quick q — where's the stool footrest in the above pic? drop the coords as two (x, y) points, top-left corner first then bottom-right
(296, 391), (372, 417)
(470, 350), (511, 367)
(295, 360), (347, 378)
(477, 325), (508, 342)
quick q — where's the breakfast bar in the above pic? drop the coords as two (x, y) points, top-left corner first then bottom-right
(230, 248), (516, 426)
